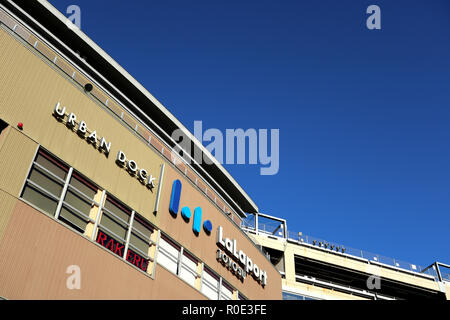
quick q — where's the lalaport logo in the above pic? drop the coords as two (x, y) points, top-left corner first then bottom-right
(168, 179), (268, 286)
(169, 179), (213, 235)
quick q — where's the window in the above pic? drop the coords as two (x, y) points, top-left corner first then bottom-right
(21, 149), (68, 217)
(179, 250), (198, 287)
(59, 171), (98, 233)
(157, 234), (181, 275)
(154, 233), (236, 300)
(201, 267), (220, 300)
(126, 214), (153, 272)
(282, 291), (317, 300)
(129, 215), (153, 255)
(220, 280), (234, 300)
(20, 149), (241, 298)
(21, 149), (101, 235)
(97, 195), (131, 258)
(95, 195), (156, 273)
(21, 148), (159, 277)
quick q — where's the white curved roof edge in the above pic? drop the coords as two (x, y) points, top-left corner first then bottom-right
(2, 0), (252, 217)
(33, 0), (259, 213)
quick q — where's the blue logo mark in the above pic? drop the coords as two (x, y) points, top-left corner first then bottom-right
(169, 179), (212, 236)
(169, 179), (182, 215)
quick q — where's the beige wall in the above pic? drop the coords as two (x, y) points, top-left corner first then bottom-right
(0, 25), (281, 299)
(0, 127), (38, 198)
(0, 199), (206, 299)
(0, 127), (38, 241)
(0, 190), (17, 243)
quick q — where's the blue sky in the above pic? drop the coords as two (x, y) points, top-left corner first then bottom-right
(50, 0), (450, 267)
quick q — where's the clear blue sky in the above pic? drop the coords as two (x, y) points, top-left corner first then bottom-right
(50, 0), (450, 267)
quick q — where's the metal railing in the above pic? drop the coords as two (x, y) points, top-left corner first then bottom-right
(241, 217), (440, 280)
(433, 263), (450, 283)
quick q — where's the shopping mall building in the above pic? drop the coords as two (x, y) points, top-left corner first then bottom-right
(0, 0), (448, 300)
(0, 0), (281, 300)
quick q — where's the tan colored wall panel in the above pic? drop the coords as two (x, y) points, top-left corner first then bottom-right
(0, 128), (37, 197)
(0, 200), (206, 300)
(0, 190), (18, 242)
(0, 125), (8, 150)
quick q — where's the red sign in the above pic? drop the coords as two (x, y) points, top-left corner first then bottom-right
(96, 230), (124, 257)
(126, 249), (149, 272)
(96, 230), (148, 272)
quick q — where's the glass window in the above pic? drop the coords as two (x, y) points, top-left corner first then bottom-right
(104, 197), (131, 223)
(59, 206), (89, 233)
(69, 172), (97, 199)
(220, 280), (234, 300)
(95, 228), (126, 258)
(97, 195), (131, 258)
(100, 213), (128, 239)
(63, 189), (92, 216)
(282, 292), (301, 300)
(101, 196), (131, 230)
(129, 216), (152, 255)
(129, 233), (149, 255)
(157, 235), (180, 275)
(126, 215), (153, 272)
(58, 171), (98, 233)
(201, 267), (219, 300)
(21, 184), (58, 216)
(179, 250), (198, 287)
(28, 167), (64, 197)
(282, 291), (316, 300)
(21, 149), (67, 216)
(132, 216), (153, 239)
(34, 152), (68, 180)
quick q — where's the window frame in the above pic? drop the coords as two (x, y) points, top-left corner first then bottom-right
(157, 234), (182, 275)
(19, 148), (242, 300)
(21, 148), (69, 218)
(20, 148), (99, 236)
(128, 216), (154, 261)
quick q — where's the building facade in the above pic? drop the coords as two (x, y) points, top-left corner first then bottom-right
(0, 0), (448, 302)
(0, 0), (281, 300)
(241, 213), (450, 300)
